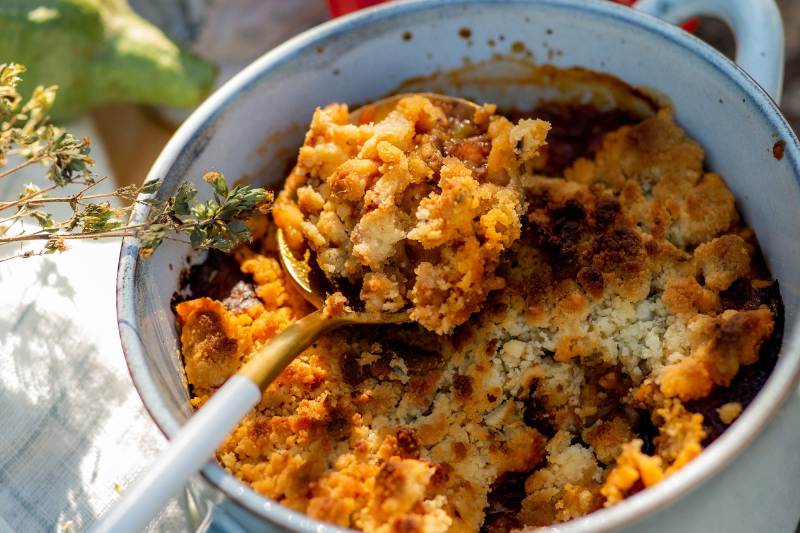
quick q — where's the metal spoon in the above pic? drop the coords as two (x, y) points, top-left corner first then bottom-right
(90, 93), (480, 533)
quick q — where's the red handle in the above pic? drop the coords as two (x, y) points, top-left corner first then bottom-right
(326, 0), (389, 18)
(325, 0), (698, 32)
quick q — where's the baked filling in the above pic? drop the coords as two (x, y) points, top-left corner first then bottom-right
(175, 96), (781, 533)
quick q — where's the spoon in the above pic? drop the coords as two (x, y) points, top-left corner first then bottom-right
(90, 93), (480, 533)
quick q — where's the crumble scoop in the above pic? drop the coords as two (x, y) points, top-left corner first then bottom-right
(274, 94), (551, 333)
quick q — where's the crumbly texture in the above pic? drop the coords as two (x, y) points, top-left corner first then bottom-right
(717, 402), (743, 425)
(178, 106), (778, 533)
(273, 95), (550, 334)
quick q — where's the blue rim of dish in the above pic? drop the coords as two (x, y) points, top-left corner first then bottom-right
(117, 0), (800, 532)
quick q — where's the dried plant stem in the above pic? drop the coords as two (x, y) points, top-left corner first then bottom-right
(0, 229), (140, 244)
(0, 183), (60, 211)
(0, 63), (273, 260)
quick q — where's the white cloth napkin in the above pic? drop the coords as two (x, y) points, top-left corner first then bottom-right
(0, 118), (193, 533)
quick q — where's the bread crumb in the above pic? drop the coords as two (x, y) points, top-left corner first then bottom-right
(323, 292), (348, 318)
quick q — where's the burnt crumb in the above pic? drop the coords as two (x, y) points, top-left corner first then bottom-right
(623, 259), (641, 272)
(452, 441), (468, 460)
(550, 197), (587, 225)
(532, 222), (581, 280)
(383, 339), (442, 372)
(451, 324), (476, 352)
(524, 188), (552, 213)
(577, 265), (605, 298)
(720, 279), (780, 312)
(486, 338), (499, 357)
(551, 242), (581, 279)
(524, 272), (549, 307)
(528, 198), (595, 280)
(453, 373), (474, 401)
(221, 280), (261, 313)
(368, 353), (395, 381)
(327, 418), (351, 440)
(481, 471), (529, 533)
(341, 351), (364, 386)
(523, 393), (556, 438)
(489, 301), (509, 317)
(428, 462), (450, 490)
(595, 197), (621, 227)
(558, 220), (582, 244)
(591, 226), (644, 272)
(527, 219), (551, 245)
(601, 226), (641, 254)
(395, 425), (422, 459)
(636, 409), (658, 455)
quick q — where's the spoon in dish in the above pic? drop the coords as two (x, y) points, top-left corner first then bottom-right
(90, 93), (481, 533)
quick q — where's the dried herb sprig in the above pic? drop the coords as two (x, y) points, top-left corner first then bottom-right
(136, 173), (273, 260)
(0, 63), (273, 262)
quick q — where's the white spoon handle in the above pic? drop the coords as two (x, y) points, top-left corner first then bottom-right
(89, 374), (261, 533)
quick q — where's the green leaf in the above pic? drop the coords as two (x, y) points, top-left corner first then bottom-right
(43, 132), (94, 187)
(189, 226), (207, 249)
(140, 178), (162, 195)
(139, 228), (165, 260)
(70, 203), (123, 233)
(224, 220), (251, 245)
(167, 182), (198, 216)
(29, 210), (54, 230)
(190, 200), (216, 221)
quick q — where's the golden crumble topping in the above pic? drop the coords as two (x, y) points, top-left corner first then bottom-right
(177, 100), (781, 533)
(273, 95), (549, 334)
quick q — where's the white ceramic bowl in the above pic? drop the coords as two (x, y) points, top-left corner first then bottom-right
(117, 1), (800, 532)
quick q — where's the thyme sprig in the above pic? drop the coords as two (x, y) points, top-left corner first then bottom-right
(0, 63), (273, 262)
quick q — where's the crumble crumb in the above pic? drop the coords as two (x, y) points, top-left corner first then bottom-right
(323, 292), (348, 318)
(717, 402), (743, 425)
